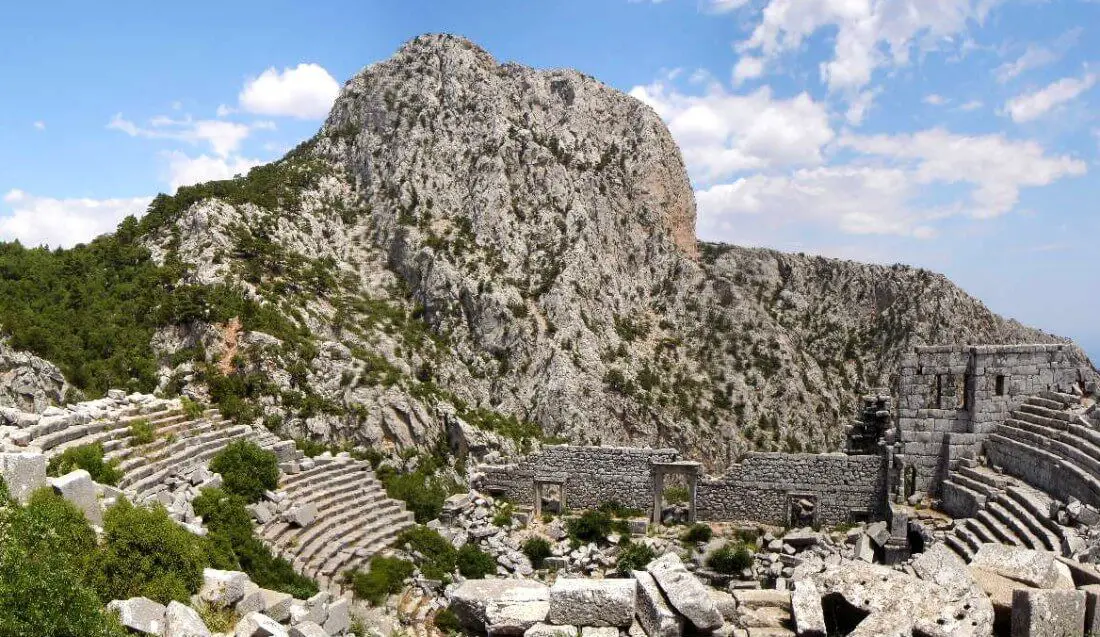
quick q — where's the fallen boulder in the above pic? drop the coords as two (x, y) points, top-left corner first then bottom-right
(971, 544), (1072, 590)
(165, 601), (212, 637)
(632, 570), (684, 637)
(107, 597), (166, 635)
(646, 553), (723, 631)
(790, 580), (826, 637)
(451, 579), (550, 632)
(234, 612), (288, 637)
(547, 577), (636, 628)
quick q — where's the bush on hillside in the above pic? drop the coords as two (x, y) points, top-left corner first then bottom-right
(208, 441), (279, 503)
(597, 501), (643, 519)
(397, 526), (456, 580)
(456, 544), (496, 579)
(47, 443), (123, 486)
(384, 469), (450, 524)
(90, 499), (207, 604)
(706, 542), (753, 574)
(521, 537), (553, 569)
(567, 510), (612, 544)
(614, 540), (656, 577)
(180, 396), (205, 420)
(349, 556), (414, 605)
(682, 523), (713, 543)
(128, 419), (156, 445)
(433, 608), (462, 633)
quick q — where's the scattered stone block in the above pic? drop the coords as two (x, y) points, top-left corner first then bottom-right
(0, 451), (46, 504)
(972, 544), (1070, 589)
(165, 600), (212, 637)
(790, 581), (825, 637)
(547, 577), (636, 628)
(107, 597), (167, 635)
(283, 503), (317, 528)
(646, 553), (723, 631)
(853, 534), (874, 563)
(288, 622), (327, 637)
(865, 522), (891, 547)
(486, 587), (551, 636)
(200, 569), (250, 606)
(259, 589), (293, 623)
(49, 469), (102, 526)
(632, 570), (685, 637)
(451, 580), (550, 631)
(1011, 589), (1085, 637)
(236, 582), (267, 616)
(911, 543), (976, 598)
(708, 589), (738, 624)
(322, 597), (349, 635)
(1080, 584), (1100, 637)
(524, 623), (577, 637)
(235, 612), (289, 637)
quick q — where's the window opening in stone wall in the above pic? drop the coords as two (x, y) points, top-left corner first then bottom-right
(995, 375), (1005, 396)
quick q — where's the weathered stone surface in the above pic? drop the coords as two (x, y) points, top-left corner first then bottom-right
(580, 628), (619, 637)
(524, 623), (577, 637)
(236, 583), (267, 616)
(790, 580), (825, 637)
(547, 577), (636, 628)
(1080, 584), (1100, 637)
(486, 591), (551, 636)
(970, 566), (1032, 616)
(0, 340), (67, 413)
(283, 503), (317, 528)
(646, 553), (723, 630)
(451, 580), (550, 631)
(234, 612), (289, 637)
(200, 569), (250, 606)
(708, 589), (737, 624)
(288, 622), (327, 637)
(1011, 589), (1085, 637)
(258, 589), (293, 623)
(972, 544), (1069, 589)
(165, 601), (212, 637)
(0, 451), (46, 504)
(911, 543), (976, 598)
(632, 570), (684, 637)
(107, 597), (167, 635)
(322, 597), (349, 636)
(49, 469), (102, 526)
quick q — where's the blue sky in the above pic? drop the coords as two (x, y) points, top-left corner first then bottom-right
(1, 0), (1097, 361)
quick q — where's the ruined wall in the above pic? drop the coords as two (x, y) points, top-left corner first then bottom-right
(696, 452), (888, 527)
(897, 344), (1082, 497)
(476, 446), (680, 511)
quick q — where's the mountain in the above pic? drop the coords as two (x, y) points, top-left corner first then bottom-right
(1, 34), (1092, 467)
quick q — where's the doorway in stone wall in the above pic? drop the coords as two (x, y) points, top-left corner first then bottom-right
(651, 461), (702, 525)
(532, 481), (565, 518)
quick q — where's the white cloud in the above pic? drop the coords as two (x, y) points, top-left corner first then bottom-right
(108, 113), (258, 158)
(958, 99), (984, 111)
(846, 89), (879, 125)
(839, 128), (1088, 218)
(0, 189), (152, 248)
(708, 0), (751, 11)
(733, 56), (765, 84)
(923, 94), (948, 106)
(216, 104), (235, 118)
(735, 0), (998, 93)
(1005, 72), (1097, 123)
(32, 121), (45, 130)
(164, 152), (264, 191)
(239, 63), (340, 119)
(995, 28), (1082, 83)
(630, 77), (834, 185)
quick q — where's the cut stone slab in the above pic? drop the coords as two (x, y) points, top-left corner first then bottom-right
(911, 543), (977, 599)
(49, 468), (102, 526)
(0, 451), (46, 504)
(853, 534), (874, 563)
(632, 570), (685, 637)
(486, 590), (551, 636)
(866, 522), (891, 547)
(972, 544), (1068, 589)
(790, 580), (825, 637)
(708, 589), (738, 624)
(236, 583), (267, 616)
(1011, 589), (1085, 637)
(524, 623), (577, 637)
(107, 597), (167, 635)
(322, 597), (349, 636)
(451, 580), (550, 632)
(1079, 584), (1100, 637)
(165, 601), (212, 637)
(200, 569), (251, 606)
(646, 553), (723, 631)
(283, 503), (317, 528)
(258, 589), (293, 623)
(288, 623), (327, 637)
(548, 577), (636, 628)
(970, 566), (1032, 616)
(234, 612), (289, 637)
(731, 590), (792, 612)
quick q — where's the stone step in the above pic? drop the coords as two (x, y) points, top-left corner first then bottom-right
(1018, 403), (1076, 424)
(271, 485), (395, 551)
(1011, 410), (1100, 450)
(995, 491), (1061, 552)
(965, 518), (999, 545)
(974, 509), (1022, 547)
(1038, 390), (1080, 408)
(297, 501), (413, 576)
(955, 522), (984, 555)
(311, 512), (417, 582)
(985, 501), (1042, 550)
(944, 534), (974, 561)
(994, 423), (1100, 489)
(31, 405), (173, 442)
(119, 424), (251, 484)
(281, 463), (374, 502)
(279, 456), (352, 490)
(293, 495), (405, 564)
(1024, 395), (1067, 411)
(987, 434), (1100, 506)
(261, 478), (387, 545)
(39, 410), (188, 453)
(331, 522), (418, 583)
(948, 472), (999, 497)
(110, 420), (223, 467)
(123, 426), (254, 495)
(957, 465), (1013, 490)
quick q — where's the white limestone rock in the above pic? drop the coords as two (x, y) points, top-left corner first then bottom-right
(790, 580), (826, 637)
(524, 623), (577, 637)
(451, 579), (550, 631)
(547, 577), (636, 628)
(322, 597), (350, 636)
(0, 451), (46, 504)
(49, 469), (102, 526)
(200, 569), (251, 606)
(259, 589), (293, 623)
(486, 588), (551, 636)
(234, 612), (289, 637)
(645, 553), (723, 631)
(971, 544), (1072, 590)
(164, 601), (212, 637)
(632, 570), (684, 637)
(108, 597), (167, 635)
(288, 622), (328, 637)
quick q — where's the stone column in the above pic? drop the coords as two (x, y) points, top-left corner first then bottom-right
(533, 482), (542, 518)
(651, 470), (664, 524)
(688, 475), (698, 523)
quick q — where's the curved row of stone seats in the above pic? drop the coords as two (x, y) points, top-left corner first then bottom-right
(259, 455), (416, 592)
(985, 392), (1100, 510)
(942, 463), (1066, 561)
(28, 405), (188, 453)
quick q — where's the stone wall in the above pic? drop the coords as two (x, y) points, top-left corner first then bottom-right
(476, 446), (680, 512)
(897, 344), (1082, 497)
(696, 453), (888, 526)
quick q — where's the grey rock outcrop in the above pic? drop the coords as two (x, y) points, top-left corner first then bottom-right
(107, 597), (167, 635)
(0, 340), (67, 414)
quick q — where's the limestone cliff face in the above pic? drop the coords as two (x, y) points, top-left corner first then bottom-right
(0, 340), (68, 414)
(134, 34), (1092, 466)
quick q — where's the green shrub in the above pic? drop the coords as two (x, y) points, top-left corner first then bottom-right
(492, 502), (514, 527)
(180, 396), (205, 420)
(456, 544), (496, 579)
(663, 486), (689, 505)
(522, 537), (553, 569)
(192, 488), (318, 598)
(91, 499), (207, 604)
(682, 523), (713, 543)
(209, 441), (279, 503)
(128, 419), (156, 446)
(47, 443), (122, 486)
(397, 526), (456, 580)
(706, 542), (754, 574)
(614, 540), (656, 576)
(194, 601), (237, 633)
(598, 501), (643, 519)
(384, 470), (451, 524)
(567, 510), (612, 544)
(349, 556), (414, 605)
(433, 608), (462, 633)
